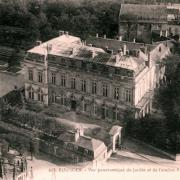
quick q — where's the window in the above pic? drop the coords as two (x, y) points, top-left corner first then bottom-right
(28, 87), (34, 100)
(125, 89), (132, 103)
(82, 100), (87, 112)
(81, 80), (86, 92)
(61, 75), (66, 87)
(113, 107), (120, 121)
(93, 103), (97, 115)
(71, 78), (76, 89)
(52, 92), (56, 103)
(92, 82), (97, 94)
(102, 107), (108, 119)
(51, 73), (56, 85)
(74, 145), (78, 151)
(102, 84), (108, 97)
(92, 63), (97, 71)
(28, 69), (33, 81)
(115, 69), (121, 75)
(38, 71), (43, 83)
(114, 87), (120, 100)
(70, 60), (76, 68)
(38, 89), (43, 102)
(102, 66), (108, 74)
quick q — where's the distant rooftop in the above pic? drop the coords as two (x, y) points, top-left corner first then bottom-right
(119, 4), (167, 23)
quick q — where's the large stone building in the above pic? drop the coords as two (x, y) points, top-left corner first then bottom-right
(23, 32), (170, 120)
(118, 4), (168, 43)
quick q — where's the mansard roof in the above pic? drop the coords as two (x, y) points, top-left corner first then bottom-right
(119, 4), (167, 23)
(86, 36), (156, 53)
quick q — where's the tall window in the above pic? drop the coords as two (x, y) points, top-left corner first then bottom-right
(82, 99), (87, 112)
(38, 89), (43, 102)
(125, 89), (132, 103)
(28, 87), (34, 100)
(113, 107), (119, 121)
(61, 75), (66, 87)
(51, 73), (56, 85)
(102, 106), (108, 119)
(38, 71), (43, 83)
(52, 92), (56, 103)
(28, 69), (33, 81)
(61, 95), (66, 105)
(92, 82), (97, 94)
(114, 87), (120, 100)
(81, 80), (86, 92)
(102, 84), (108, 97)
(93, 103), (97, 115)
(71, 78), (76, 89)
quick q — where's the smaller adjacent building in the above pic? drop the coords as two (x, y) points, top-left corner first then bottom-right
(37, 125), (123, 164)
(39, 126), (108, 164)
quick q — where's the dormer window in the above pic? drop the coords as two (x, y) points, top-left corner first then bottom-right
(159, 47), (162, 52)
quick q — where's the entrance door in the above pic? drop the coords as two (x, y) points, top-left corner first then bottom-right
(71, 100), (76, 110)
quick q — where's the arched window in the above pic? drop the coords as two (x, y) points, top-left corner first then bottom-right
(28, 87), (34, 100)
(38, 89), (44, 102)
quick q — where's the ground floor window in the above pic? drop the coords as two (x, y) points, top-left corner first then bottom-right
(61, 95), (66, 105)
(93, 103), (97, 115)
(38, 90), (44, 102)
(82, 100), (88, 112)
(102, 107), (109, 119)
(51, 92), (56, 103)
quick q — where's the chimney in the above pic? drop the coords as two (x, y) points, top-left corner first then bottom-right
(160, 30), (163, 37)
(65, 31), (69, 36)
(92, 50), (96, 58)
(96, 33), (99, 38)
(74, 127), (84, 142)
(105, 46), (108, 51)
(74, 129), (80, 142)
(104, 34), (106, 39)
(118, 36), (122, 41)
(72, 47), (76, 55)
(146, 53), (152, 68)
(59, 30), (64, 36)
(36, 40), (42, 46)
(165, 30), (168, 37)
(123, 44), (127, 55)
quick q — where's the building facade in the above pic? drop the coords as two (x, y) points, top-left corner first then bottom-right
(23, 32), (170, 120)
(118, 4), (168, 43)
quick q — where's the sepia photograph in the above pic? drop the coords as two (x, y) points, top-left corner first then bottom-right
(0, 0), (180, 179)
